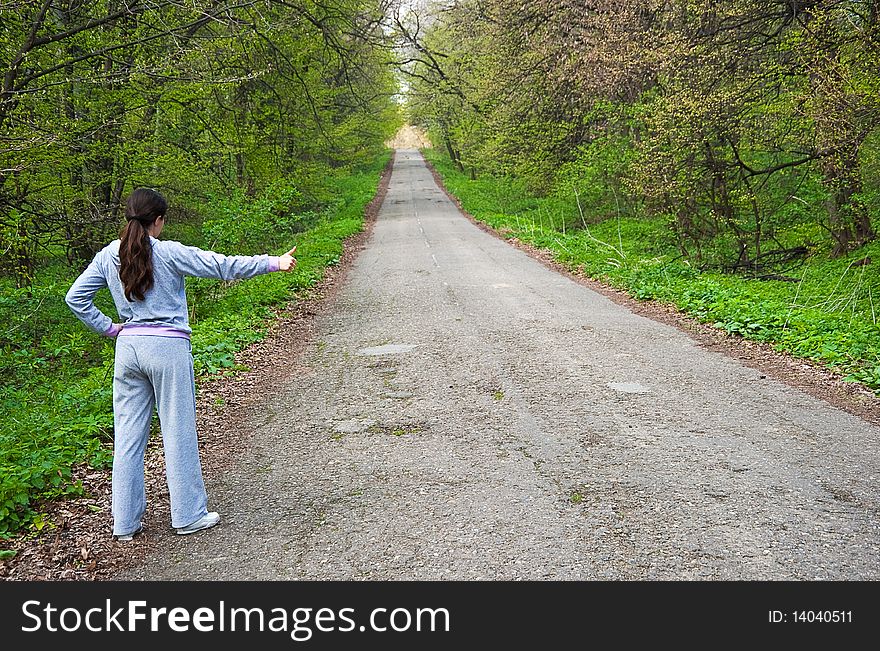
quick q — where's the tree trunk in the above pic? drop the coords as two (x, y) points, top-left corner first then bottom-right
(823, 152), (873, 257)
(444, 134), (463, 172)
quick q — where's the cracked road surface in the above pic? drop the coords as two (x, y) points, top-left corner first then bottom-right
(118, 149), (880, 580)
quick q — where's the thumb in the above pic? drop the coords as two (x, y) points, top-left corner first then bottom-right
(285, 245), (297, 256)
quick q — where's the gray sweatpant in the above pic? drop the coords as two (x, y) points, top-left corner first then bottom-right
(112, 335), (208, 536)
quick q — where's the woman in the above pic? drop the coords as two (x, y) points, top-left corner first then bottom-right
(65, 188), (297, 541)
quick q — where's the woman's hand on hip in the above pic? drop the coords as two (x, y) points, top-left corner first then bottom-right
(279, 246), (297, 272)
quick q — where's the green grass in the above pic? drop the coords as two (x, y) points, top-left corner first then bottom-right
(425, 149), (880, 393)
(0, 151), (390, 537)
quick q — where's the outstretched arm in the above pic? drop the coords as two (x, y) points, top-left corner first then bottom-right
(169, 243), (297, 280)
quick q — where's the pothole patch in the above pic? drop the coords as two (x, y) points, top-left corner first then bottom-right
(333, 419), (376, 434)
(368, 422), (425, 437)
(607, 381), (649, 394)
(357, 343), (418, 356)
(383, 391), (414, 400)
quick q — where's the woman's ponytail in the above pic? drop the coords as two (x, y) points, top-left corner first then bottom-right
(119, 188), (167, 301)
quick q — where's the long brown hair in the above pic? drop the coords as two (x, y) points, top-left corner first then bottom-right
(119, 188), (167, 301)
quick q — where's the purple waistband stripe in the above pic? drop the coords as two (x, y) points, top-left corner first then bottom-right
(118, 325), (190, 339)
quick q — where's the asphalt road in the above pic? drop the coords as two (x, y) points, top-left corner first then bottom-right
(117, 149), (880, 580)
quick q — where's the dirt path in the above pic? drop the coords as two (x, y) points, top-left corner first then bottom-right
(116, 149), (880, 580)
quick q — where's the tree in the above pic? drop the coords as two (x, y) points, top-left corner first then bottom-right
(0, 1), (401, 287)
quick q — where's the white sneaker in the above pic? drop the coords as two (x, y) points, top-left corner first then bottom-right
(175, 512), (220, 535)
(115, 524), (143, 542)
